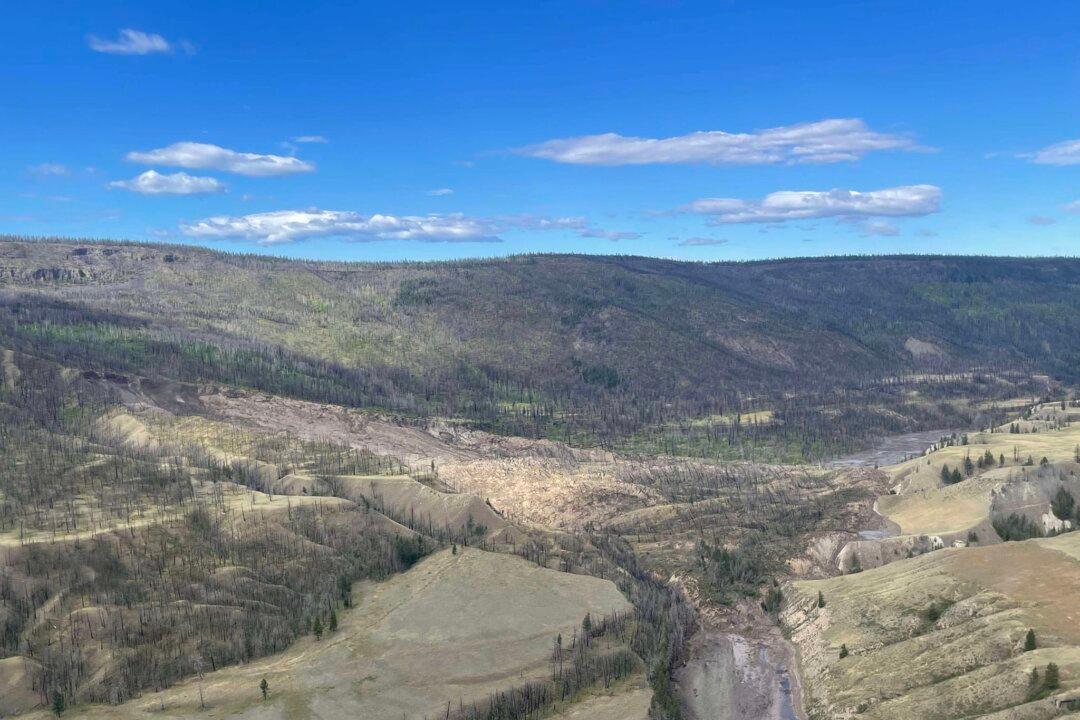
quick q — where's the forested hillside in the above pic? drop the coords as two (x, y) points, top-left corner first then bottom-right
(1, 238), (1075, 458)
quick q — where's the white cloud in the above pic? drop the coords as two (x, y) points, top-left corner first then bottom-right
(292, 135), (328, 144)
(1027, 139), (1080, 166)
(1063, 200), (1080, 214)
(678, 237), (728, 246)
(182, 210), (499, 245)
(180, 209), (630, 245)
(683, 185), (941, 223)
(427, 188), (454, 196)
(520, 118), (923, 166)
(28, 163), (70, 177)
(109, 170), (224, 195)
(579, 229), (642, 241)
(89, 29), (172, 55)
(126, 142), (313, 177)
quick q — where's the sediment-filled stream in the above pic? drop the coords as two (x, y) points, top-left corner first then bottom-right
(676, 631), (801, 720)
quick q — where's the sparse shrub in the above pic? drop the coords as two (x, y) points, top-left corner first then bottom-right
(839, 644), (848, 659)
(762, 584), (783, 616)
(920, 599), (954, 628)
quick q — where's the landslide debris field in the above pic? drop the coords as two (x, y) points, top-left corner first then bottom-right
(4, 239), (1080, 720)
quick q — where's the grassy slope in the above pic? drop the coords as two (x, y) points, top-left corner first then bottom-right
(21, 547), (637, 720)
(875, 403), (1080, 537)
(787, 533), (1080, 719)
(786, 405), (1080, 719)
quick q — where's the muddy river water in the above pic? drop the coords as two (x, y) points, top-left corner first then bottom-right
(825, 428), (957, 469)
(676, 631), (801, 720)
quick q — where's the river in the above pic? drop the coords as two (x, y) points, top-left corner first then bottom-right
(674, 428), (955, 719)
(825, 428), (956, 469)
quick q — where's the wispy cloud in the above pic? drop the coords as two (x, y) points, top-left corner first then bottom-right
(678, 237), (728, 246)
(427, 188), (454, 196)
(126, 142), (313, 177)
(109, 170), (224, 195)
(579, 228), (642, 241)
(498, 215), (588, 231)
(88, 29), (174, 55)
(1026, 139), (1080, 166)
(28, 163), (70, 177)
(1064, 200), (1080, 214)
(1028, 215), (1057, 226)
(857, 219), (900, 236)
(291, 135), (328, 144)
(682, 185), (941, 223)
(519, 118), (924, 166)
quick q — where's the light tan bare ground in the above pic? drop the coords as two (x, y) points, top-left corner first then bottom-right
(875, 478), (994, 535)
(200, 389), (664, 529)
(24, 547), (631, 720)
(2, 348), (21, 392)
(0, 657), (40, 716)
(336, 474), (508, 537)
(947, 533), (1080, 645)
(201, 390), (478, 465)
(546, 684), (651, 720)
(439, 457), (664, 528)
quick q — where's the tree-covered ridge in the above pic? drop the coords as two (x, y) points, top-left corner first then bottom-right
(1, 238), (1075, 458)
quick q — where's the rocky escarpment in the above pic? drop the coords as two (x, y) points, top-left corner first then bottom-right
(0, 240), (192, 286)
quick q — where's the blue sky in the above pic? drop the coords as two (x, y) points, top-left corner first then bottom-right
(3, 1), (1079, 261)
